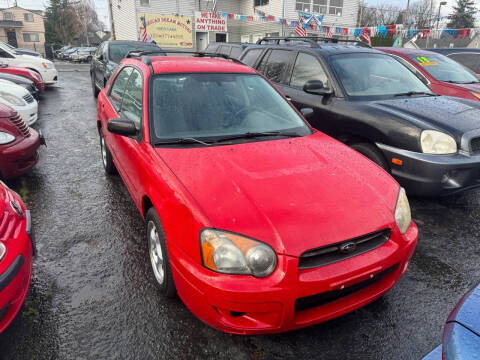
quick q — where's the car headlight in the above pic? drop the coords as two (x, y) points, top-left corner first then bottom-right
(0, 242), (5, 261)
(420, 130), (457, 154)
(200, 229), (277, 277)
(394, 187), (411, 234)
(471, 91), (480, 101)
(0, 131), (15, 145)
(0, 91), (25, 106)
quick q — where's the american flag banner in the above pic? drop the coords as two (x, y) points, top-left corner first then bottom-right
(361, 32), (371, 46)
(325, 26), (332, 38)
(294, 21), (307, 37)
(140, 16), (148, 42)
(212, 0), (218, 13)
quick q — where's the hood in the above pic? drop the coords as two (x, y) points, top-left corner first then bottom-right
(156, 133), (399, 256)
(0, 80), (29, 97)
(17, 53), (52, 65)
(367, 96), (480, 140)
(447, 282), (480, 335)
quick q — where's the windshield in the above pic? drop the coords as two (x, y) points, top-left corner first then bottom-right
(151, 73), (311, 142)
(331, 53), (433, 99)
(109, 44), (161, 63)
(408, 53), (479, 83)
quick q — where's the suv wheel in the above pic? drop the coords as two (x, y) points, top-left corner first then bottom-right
(91, 73), (99, 98)
(146, 208), (176, 297)
(99, 129), (116, 174)
(350, 143), (389, 171)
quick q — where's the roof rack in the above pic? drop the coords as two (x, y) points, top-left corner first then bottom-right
(125, 50), (245, 66)
(256, 36), (371, 48)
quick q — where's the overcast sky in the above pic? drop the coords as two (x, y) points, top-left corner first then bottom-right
(0, 0), (110, 29)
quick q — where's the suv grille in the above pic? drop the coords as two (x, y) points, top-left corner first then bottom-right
(23, 93), (34, 104)
(471, 137), (480, 153)
(294, 263), (399, 312)
(8, 113), (30, 137)
(298, 229), (391, 269)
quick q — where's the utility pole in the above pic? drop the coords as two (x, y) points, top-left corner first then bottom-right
(108, 0), (116, 40)
(426, 0), (433, 48)
(436, 1), (446, 30)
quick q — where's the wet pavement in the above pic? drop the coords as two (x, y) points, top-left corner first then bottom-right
(1, 63), (480, 360)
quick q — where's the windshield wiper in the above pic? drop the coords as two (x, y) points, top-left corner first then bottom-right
(394, 91), (436, 97)
(153, 137), (212, 146)
(211, 131), (304, 143)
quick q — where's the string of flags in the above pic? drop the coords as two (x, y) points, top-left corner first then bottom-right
(215, 8), (478, 40)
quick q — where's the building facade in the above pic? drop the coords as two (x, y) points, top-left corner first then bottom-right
(0, 6), (45, 56)
(109, 0), (360, 50)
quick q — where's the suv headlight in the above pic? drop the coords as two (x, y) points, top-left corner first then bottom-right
(0, 131), (15, 144)
(395, 187), (411, 234)
(0, 242), (6, 261)
(0, 91), (25, 106)
(200, 229), (277, 277)
(421, 130), (457, 154)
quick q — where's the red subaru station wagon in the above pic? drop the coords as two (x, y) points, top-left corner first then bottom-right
(378, 48), (480, 102)
(97, 54), (418, 334)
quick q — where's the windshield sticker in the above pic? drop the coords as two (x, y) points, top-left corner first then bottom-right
(416, 56), (438, 66)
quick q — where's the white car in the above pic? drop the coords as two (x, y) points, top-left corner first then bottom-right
(0, 42), (57, 86)
(0, 79), (38, 125)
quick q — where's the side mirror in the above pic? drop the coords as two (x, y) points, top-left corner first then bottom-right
(107, 117), (138, 137)
(300, 108), (314, 119)
(303, 80), (333, 96)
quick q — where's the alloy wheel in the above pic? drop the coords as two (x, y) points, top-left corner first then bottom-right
(148, 220), (164, 285)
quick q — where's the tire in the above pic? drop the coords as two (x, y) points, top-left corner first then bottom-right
(350, 142), (389, 171)
(99, 129), (116, 174)
(146, 208), (176, 297)
(91, 73), (99, 98)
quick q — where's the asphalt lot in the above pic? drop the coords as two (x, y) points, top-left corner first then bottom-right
(1, 63), (480, 360)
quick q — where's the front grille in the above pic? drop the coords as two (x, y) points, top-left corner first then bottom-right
(298, 229), (391, 269)
(23, 93), (34, 104)
(471, 137), (480, 153)
(294, 263), (399, 312)
(8, 113), (30, 137)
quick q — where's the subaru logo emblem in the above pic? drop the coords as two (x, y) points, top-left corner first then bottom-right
(339, 242), (356, 254)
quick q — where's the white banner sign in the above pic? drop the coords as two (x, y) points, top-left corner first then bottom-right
(195, 12), (227, 32)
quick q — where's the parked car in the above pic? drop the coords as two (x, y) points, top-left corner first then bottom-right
(97, 54), (418, 334)
(0, 43), (57, 86)
(378, 48), (480, 102)
(59, 47), (79, 61)
(0, 64), (45, 91)
(204, 42), (250, 59)
(0, 41), (41, 57)
(429, 48), (480, 76)
(90, 40), (163, 97)
(240, 37), (480, 196)
(54, 45), (72, 59)
(423, 282), (480, 359)
(71, 47), (96, 63)
(0, 73), (38, 100)
(0, 80), (38, 126)
(0, 178), (34, 333)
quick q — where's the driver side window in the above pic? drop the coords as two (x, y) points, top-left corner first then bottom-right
(120, 69), (143, 132)
(290, 52), (329, 89)
(109, 67), (133, 111)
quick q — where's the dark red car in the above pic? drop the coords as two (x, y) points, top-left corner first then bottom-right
(378, 47), (480, 102)
(0, 64), (46, 91)
(97, 54), (418, 334)
(0, 104), (40, 180)
(0, 180), (34, 334)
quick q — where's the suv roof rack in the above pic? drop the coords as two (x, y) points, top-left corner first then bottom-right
(255, 36), (371, 48)
(125, 50), (245, 67)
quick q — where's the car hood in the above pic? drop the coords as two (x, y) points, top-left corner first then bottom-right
(367, 96), (480, 140)
(156, 133), (399, 256)
(447, 282), (480, 334)
(0, 80), (29, 97)
(17, 54), (52, 65)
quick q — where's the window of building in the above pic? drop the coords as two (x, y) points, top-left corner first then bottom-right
(329, 0), (343, 16)
(3, 12), (13, 20)
(254, 0), (269, 6)
(24, 13), (34, 21)
(140, 0), (150, 5)
(23, 33), (40, 42)
(313, 0), (327, 14)
(295, 0), (311, 12)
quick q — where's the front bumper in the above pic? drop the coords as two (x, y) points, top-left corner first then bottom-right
(42, 68), (58, 85)
(170, 224), (418, 334)
(0, 212), (33, 334)
(0, 129), (41, 179)
(12, 101), (38, 126)
(377, 143), (480, 196)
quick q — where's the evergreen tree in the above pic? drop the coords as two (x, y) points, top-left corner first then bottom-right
(447, 0), (476, 29)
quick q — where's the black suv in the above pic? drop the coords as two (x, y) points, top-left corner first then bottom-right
(204, 42), (251, 59)
(91, 40), (162, 97)
(240, 37), (480, 196)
